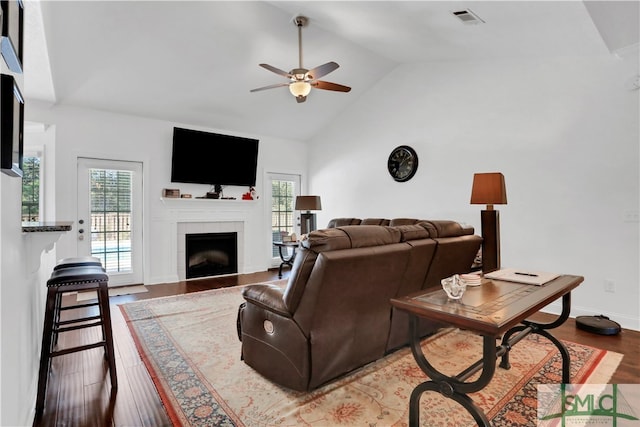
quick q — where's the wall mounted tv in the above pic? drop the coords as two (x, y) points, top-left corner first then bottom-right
(1, 0), (25, 74)
(0, 74), (23, 177)
(171, 127), (259, 186)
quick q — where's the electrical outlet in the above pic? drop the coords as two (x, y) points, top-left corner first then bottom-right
(604, 279), (615, 293)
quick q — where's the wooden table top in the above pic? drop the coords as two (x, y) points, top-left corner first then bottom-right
(391, 275), (583, 336)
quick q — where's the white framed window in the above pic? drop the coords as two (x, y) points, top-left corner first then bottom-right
(21, 153), (42, 222)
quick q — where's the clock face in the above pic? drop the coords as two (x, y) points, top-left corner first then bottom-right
(387, 145), (418, 182)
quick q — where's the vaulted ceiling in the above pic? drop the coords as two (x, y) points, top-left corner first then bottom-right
(23, 1), (639, 141)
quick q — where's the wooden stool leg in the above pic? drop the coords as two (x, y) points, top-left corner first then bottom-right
(53, 291), (62, 346)
(35, 287), (58, 419)
(98, 283), (118, 390)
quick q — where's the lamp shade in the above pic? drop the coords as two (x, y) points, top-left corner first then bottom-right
(470, 172), (507, 208)
(295, 195), (322, 211)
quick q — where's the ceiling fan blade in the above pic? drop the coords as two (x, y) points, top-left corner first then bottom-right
(259, 63), (292, 78)
(312, 80), (351, 93)
(306, 61), (339, 80)
(250, 82), (289, 93)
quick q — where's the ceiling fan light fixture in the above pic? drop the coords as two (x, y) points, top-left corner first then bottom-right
(250, 15), (350, 102)
(289, 81), (311, 97)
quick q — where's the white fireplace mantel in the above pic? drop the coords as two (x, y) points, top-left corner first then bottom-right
(160, 197), (258, 206)
(160, 197), (258, 222)
(154, 197), (264, 283)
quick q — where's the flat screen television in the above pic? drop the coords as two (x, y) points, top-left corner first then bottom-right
(1, 0), (24, 73)
(170, 127), (259, 186)
(0, 74), (23, 177)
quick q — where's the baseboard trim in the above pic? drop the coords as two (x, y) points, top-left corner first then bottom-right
(541, 303), (639, 331)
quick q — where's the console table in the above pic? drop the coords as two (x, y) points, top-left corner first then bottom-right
(390, 274), (583, 426)
(273, 241), (299, 278)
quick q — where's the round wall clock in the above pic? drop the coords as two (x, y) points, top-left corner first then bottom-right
(387, 145), (419, 182)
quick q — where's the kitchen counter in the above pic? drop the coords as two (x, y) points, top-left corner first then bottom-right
(22, 221), (74, 233)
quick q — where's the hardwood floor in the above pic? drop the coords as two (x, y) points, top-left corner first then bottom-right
(34, 270), (639, 426)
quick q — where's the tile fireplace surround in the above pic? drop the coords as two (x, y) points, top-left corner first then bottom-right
(159, 198), (261, 283)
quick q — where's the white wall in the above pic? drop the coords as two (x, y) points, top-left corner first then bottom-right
(0, 101), (307, 425)
(26, 101), (308, 284)
(0, 57), (62, 426)
(308, 55), (639, 330)
(0, 172), (27, 426)
(1, 159), (61, 426)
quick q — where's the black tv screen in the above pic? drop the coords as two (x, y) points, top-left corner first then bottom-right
(170, 127), (259, 186)
(1, 0), (24, 73)
(0, 74), (23, 177)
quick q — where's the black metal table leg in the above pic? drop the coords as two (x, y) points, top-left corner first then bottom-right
(407, 292), (573, 426)
(396, 280), (580, 427)
(409, 380), (491, 427)
(501, 293), (572, 382)
(277, 245), (296, 278)
(407, 316), (495, 426)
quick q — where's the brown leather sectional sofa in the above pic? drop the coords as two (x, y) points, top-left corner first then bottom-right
(237, 218), (482, 391)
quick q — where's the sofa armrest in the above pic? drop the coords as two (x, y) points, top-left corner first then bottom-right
(242, 283), (292, 318)
(240, 285), (310, 390)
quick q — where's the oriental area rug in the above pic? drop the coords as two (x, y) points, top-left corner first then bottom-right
(120, 285), (622, 427)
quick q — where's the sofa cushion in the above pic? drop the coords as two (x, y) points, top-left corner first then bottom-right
(388, 218), (420, 226)
(302, 228), (352, 252)
(326, 218), (361, 228)
(392, 224), (431, 241)
(420, 220), (474, 237)
(422, 234), (482, 290)
(338, 225), (401, 248)
(361, 218), (390, 225)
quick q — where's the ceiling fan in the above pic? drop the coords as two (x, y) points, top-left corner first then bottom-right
(250, 16), (351, 103)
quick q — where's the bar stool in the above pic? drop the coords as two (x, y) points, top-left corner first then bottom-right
(51, 257), (104, 345)
(53, 256), (104, 270)
(34, 262), (117, 419)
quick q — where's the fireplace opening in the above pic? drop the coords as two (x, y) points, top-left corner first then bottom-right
(185, 232), (238, 279)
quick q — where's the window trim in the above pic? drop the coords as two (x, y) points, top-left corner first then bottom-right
(21, 148), (43, 222)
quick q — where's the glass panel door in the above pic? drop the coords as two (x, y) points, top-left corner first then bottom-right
(89, 169), (132, 272)
(268, 173), (300, 265)
(77, 158), (143, 286)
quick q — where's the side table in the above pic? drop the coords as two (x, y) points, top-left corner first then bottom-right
(390, 274), (583, 426)
(273, 241), (299, 278)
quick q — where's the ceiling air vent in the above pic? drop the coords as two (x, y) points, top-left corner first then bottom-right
(452, 9), (485, 25)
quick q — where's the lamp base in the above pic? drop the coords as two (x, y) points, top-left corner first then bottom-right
(300, 212), (317, 235)
(481, 210), (501, 274)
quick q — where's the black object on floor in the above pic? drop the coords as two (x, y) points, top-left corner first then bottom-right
(576, 315), (621, 335)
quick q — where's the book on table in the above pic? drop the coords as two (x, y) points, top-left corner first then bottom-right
(484, 268), (560, 286)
